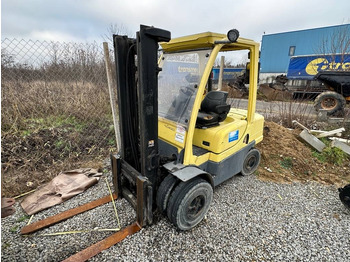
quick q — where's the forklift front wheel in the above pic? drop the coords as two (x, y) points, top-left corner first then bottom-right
(156, 174), (179, 214)
(241, 148), (261, 176)
(167, 178), (213, 231)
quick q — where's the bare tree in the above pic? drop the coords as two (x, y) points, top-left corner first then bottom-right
(102, 23), (133, 46)
(1, 48), (15, 68)
(315, 24), (350, 68)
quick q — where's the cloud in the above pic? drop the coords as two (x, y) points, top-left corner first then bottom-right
(29, 30), (82, 42)
(2, 0), (350, 43)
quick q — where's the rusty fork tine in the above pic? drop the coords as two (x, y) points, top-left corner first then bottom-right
(62, 222), (141, 262)
(21, 193), (117, 235)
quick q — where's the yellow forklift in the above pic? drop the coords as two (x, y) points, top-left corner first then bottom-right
(20, 25), (265, 261)
(112, 25), (264, 231)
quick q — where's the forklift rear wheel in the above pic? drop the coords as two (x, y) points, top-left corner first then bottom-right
(156, 174), (179, 214)
(241, 148), (261, 176)
(167, 178), (213, 231)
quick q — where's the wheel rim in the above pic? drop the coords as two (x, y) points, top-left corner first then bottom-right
(321, 97), (337, 110)
(186, 195), (205, 220)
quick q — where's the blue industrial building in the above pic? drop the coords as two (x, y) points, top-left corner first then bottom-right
(260, 24), (350, 78)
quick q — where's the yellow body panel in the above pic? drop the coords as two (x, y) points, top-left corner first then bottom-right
(158, 117), (186, 151)
(160, 32), (225, 52)
(193, 114), (247, 154)
(193, 109), (264, 159)
(208, 113), (264, 163)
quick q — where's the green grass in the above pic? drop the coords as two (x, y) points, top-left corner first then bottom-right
(10, 225), (19, 233)
(280, 157), (293, 169)
(2, 242), (10, 250)
(107, 138), (115, 146)
(313, 146), (349, 166)
(23, 115), (86, 134)
(17, 215), (30, 222)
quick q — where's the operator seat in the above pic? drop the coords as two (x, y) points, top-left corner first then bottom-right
(196, 91), (230, 128)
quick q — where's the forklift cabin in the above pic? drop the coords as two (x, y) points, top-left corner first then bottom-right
(112, 25), (264, 231)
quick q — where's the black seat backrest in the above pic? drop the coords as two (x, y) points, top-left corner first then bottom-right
(196, 91), (230, 128)
(201, 91), (230, 114)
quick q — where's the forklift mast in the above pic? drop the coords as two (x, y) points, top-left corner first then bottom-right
(111, 25), (170, 226)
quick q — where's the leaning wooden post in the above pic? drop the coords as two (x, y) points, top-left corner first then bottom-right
(103, 42), (121, 152)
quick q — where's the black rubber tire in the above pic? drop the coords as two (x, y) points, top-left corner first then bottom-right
(167, 178), (213, 231)
(241, 148), (261, 176)
(339, 184), (350, 211)
(314, 91), (346, 115)
(156, 174), (178, 214)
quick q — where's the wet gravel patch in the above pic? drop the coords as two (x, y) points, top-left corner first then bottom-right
(2, 173), (349, 261)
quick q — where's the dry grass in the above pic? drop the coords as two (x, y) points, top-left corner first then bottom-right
(1, 80), (116, 197)
(1, 80), (111, 133)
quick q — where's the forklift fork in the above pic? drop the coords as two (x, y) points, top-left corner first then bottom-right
(111, 154), (152, 227)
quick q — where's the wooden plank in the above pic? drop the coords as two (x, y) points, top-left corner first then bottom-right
(103, 42), (121, 151)
(316, 127), (345, 138)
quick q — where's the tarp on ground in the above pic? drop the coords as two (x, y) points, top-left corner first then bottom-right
(21, 168), (101, 215)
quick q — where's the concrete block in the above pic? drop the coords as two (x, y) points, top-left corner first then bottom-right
(299, 129), (326, 152)
(328, 118), (350, 124)
(331, 140), (350, 155)
(317, 109), (328, 122)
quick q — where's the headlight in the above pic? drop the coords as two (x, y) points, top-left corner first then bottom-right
(227, 29), (239, 42)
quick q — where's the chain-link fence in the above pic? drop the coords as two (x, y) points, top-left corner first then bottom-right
(1, 38), (116, 196)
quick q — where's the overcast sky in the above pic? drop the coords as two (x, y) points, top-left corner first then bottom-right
(2, 0), (350, 44)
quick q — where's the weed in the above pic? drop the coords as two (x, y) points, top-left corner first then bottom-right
(323, 147), (348, 165)
(55, 139), (65, 148)
(2, 242), (10, 250)
(10, 225), (19, 233)
(17, 215), (30, 222)
(21, 130), (32, 137)
(312, 150), (327, 163)
(313, 146), (349, 166)
(280, 157), (293, 169)
(108, 138), (115, 146)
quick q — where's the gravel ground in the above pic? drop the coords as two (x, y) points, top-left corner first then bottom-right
(2, 171), (349, 262)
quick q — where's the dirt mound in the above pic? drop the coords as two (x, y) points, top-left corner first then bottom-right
(258, 84), (293, 101)
(256, 121), (350, 186)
